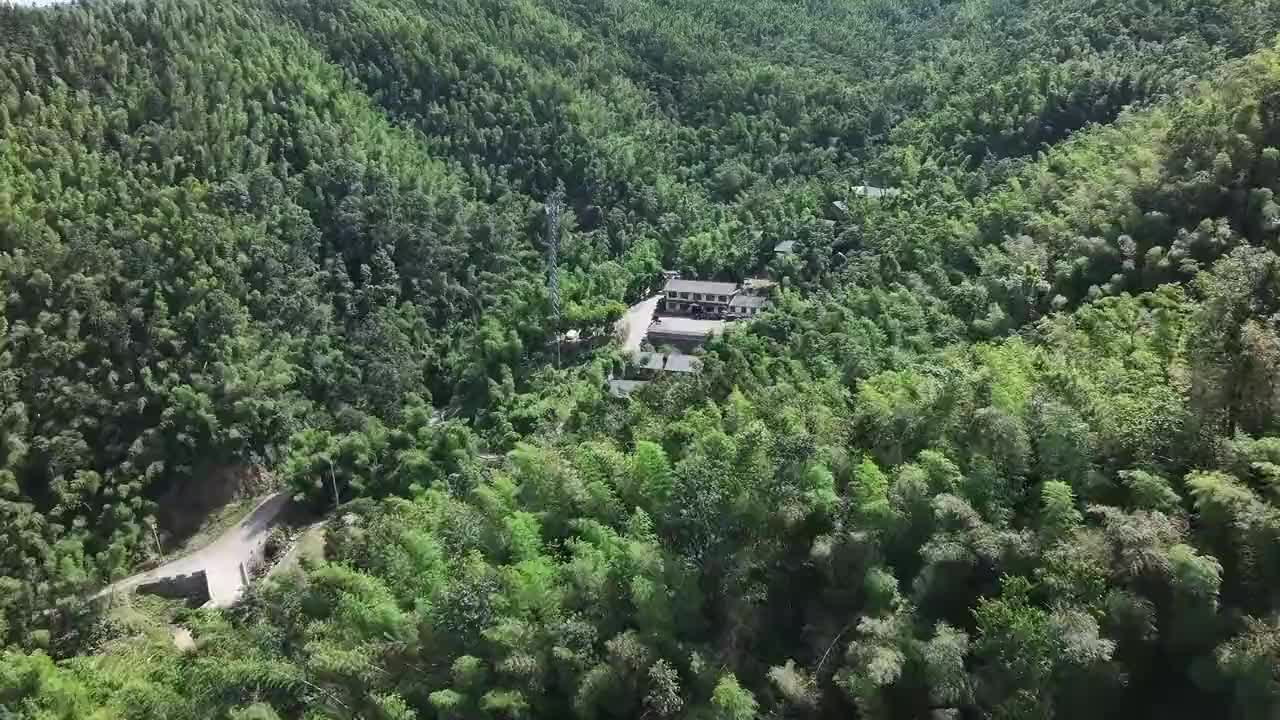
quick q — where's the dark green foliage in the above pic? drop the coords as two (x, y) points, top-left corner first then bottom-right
(6, 0), (1280, 719)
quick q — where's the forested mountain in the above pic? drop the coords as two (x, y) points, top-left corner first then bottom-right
(5, 0), (1280, 717)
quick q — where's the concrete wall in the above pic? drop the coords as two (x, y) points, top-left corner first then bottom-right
(137, 570), (211, 607)
(646, 330), (711, 353)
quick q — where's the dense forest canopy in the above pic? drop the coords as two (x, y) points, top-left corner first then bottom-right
(6, 0), (1280, 717)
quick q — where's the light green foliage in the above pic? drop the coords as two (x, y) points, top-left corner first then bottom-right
(1166, 543), (1226, 651)
(855, 370), (942, 466)
(627, 441), (673, 510)
(1215, 617), (1280, 720)
(1187, 471), (1262, 531)
(0, 651), (97, 719)
(711, 674), (757, 720)
(973, 576), (1115, 719)
(838, 612), (911, 720)
(801, 463), (838, 517)
(1120, 470), (1183, 514)
(851, 456), (891, 523)
(1039, 481), (1083, 540)
(923, 623), (972, 708)
(503, 512), (544, 564)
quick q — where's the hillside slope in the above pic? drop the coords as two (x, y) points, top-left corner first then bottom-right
(5, 0), (1280, 718)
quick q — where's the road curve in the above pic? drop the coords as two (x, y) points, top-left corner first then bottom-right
(97, 492), (292, 608)
(617, 294), (661, 354)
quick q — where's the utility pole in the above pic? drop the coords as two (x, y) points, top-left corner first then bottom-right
(148, 518), (164, 560)
(544, 184), (564, 369)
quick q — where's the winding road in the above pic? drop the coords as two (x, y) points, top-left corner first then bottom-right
(98, 492), (292, 608)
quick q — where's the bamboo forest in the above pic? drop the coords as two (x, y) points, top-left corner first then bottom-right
(5, 0), (1280, 717)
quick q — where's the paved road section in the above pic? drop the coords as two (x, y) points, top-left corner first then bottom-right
(617, 294), (661, 354)
(98, 492), (291, 608)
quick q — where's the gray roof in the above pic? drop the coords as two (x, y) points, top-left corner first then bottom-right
(774, 240), (796, 253)
(730, 294), (768, 309)
(608, 379), (649, 398)
(633, 352), (665, 371)
(648, 317), (726, 339)
(852, 185), (901, 199)
(743, 278), (777, 291)
(663, 278), (740, 296)
(664, 353), (702, 373)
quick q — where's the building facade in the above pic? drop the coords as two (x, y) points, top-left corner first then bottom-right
(661, 277), (772, 319)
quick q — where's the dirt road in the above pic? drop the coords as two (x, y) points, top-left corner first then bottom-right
(98, 492), (292, 608)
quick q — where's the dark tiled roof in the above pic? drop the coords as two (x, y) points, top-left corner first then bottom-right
(730, 294), (768, 309)
(608, 379), (649, 397)
(852, 185), (901, 199)
(663, 278), (740, 296)
(664, 353), (702, 373)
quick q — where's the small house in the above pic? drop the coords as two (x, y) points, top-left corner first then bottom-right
(608, 379), (649, 398)
(852, 185), (901, 200)
(728, 294), (768, 318)
(630, 351), (666, 379)
(647, 317), (726, 352)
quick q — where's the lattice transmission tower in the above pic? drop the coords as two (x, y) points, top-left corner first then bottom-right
(544, 184), (565, 368)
